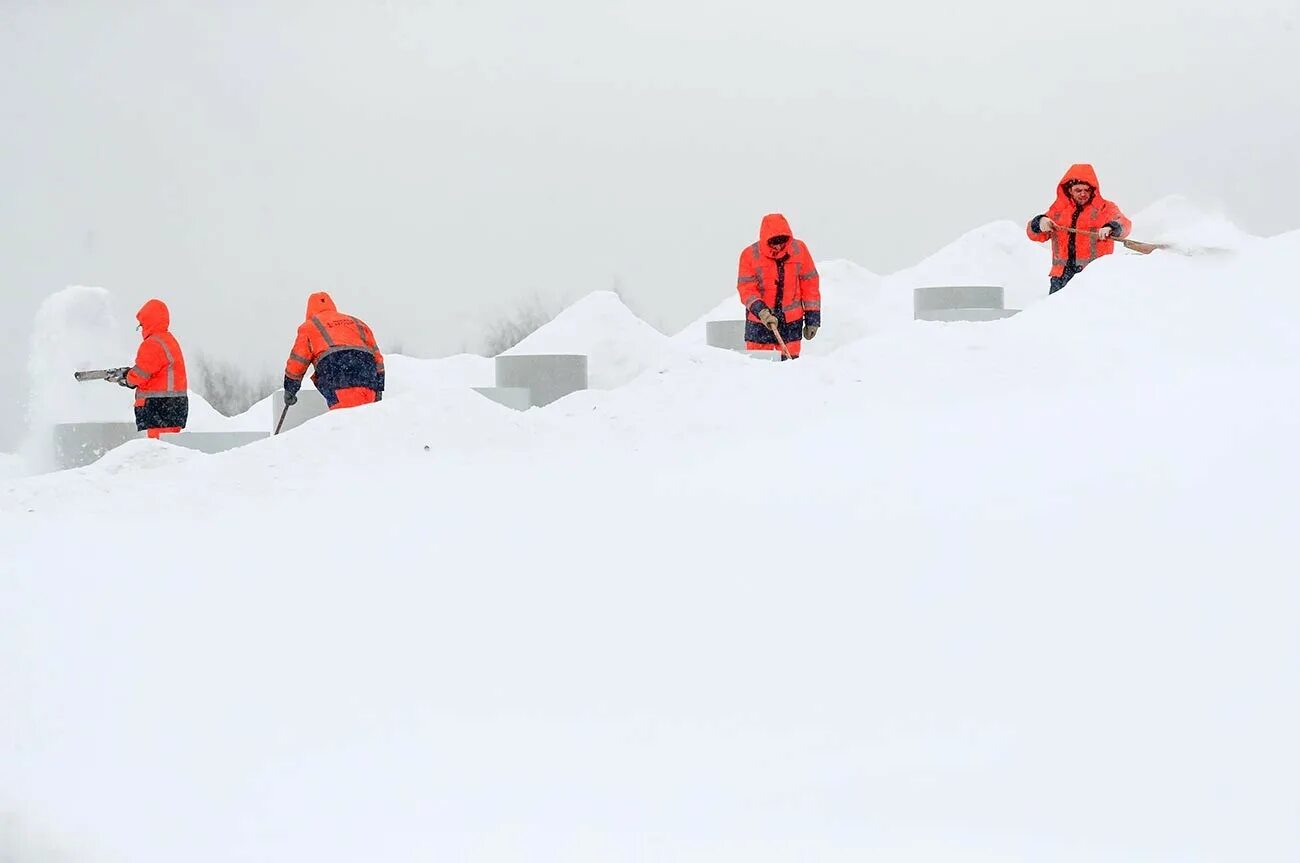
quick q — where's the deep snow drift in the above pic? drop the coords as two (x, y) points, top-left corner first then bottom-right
(2, 206), (1298, 863)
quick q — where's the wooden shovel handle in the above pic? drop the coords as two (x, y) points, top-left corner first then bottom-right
(768, 321), (794, 360)
(1057, 224), (1164, 255)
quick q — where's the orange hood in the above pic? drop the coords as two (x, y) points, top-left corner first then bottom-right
(305, 291), (337, 319)
(759, 213), (794, 259)
(136, 299), (170, 338)
(1056, 163), (1103, 207)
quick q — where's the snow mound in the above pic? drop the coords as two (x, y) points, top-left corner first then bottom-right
(505, 291), (679, 389)
(90, 438), (204, 475)
(170, 386), (531, 483)
(215, 353), (498, 435)
(812, 258), (887, 351)
(881, 219), (1050, 315)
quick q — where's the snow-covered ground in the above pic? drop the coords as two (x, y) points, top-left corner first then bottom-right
(2, 206), (1298, 862)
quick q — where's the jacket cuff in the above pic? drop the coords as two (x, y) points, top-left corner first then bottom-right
(1030, 215), (1049, 234)
(283, 377), (301, 397)
(1104, 220), (1124, 238)
(748, 300), (770, 318)
(804, 311), (821, 328)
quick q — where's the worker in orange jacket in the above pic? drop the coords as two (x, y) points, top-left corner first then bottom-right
(1027, 163), (1133, 294)
(735, 213), (821, 359)
(105, 299), (189, 439)
(283, 292), (385, 409)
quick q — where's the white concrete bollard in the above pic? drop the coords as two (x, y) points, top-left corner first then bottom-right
(710, 321), (793, 359)
(494, 355), (588, 407)
(272, 389), (330, 432)
(706, 320), (747, 351)
(913, 285), (1020, 322)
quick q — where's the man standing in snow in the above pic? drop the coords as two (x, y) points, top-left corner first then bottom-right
(283, 292), (385, 410)
(1027, 164), (1133, 294)
(736, 213), (821, 359)
(105, 298), (189, 439)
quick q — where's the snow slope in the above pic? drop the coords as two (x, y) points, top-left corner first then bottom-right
(879, 219), (1049, 316)
(220, 353), (498, 434)
(2, 212), (1297, 863)
(506, 290), (687, 389)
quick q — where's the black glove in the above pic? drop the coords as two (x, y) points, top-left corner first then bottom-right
(374, 391), (382, 402)
(284, 391), (298, 407)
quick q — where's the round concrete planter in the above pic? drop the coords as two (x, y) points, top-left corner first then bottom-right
(495, 355), (588, 407)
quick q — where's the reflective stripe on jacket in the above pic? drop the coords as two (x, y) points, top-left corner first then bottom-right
(736, 213), (821, 327)
(1026, 163), (1133, 277)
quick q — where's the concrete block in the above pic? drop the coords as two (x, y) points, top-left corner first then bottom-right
(706, 320), (747, 351)
(166, 431), (269, 454)
(472, 387), (532, 411)
(915, 308), (1021, 322)
(272, 388), (329, 432)
(52, 422), (141, 469)
(913, 285), (1005, 315)
(495, 355), (588, 407)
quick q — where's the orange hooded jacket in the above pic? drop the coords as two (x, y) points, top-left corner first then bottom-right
(124, 298), (188, 434)
(735, 213), (820, 356)
(1026, 164), (1132, 277)
(284, 292), (385, 408)
(125, 299), (188, 398)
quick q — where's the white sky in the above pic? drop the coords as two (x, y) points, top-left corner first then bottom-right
(2, 0), (1299, 447)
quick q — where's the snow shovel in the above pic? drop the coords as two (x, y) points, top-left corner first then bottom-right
(1058, 225), (1166, 255)
(768, 321), (794, 361)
